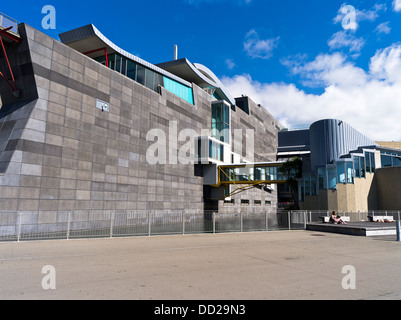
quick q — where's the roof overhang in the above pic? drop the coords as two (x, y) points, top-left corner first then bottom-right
(157, 59), (235, 106)
(59, 24), (192, 87)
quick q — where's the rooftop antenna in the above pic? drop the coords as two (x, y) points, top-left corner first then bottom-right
(174, 45), (178, 60)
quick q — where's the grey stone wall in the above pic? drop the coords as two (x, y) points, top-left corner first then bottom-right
(0, 24), (210, 219)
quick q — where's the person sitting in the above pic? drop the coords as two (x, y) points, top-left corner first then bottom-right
(329, 211), (347, 224)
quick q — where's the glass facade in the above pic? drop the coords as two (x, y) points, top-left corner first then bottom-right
(94, 53), (194, 105)
(220, 165), (290, 184)
(346, 162), (354, 183)
(302, 151), (376, 198)
(211, 102), (230, 144)
(381, 150), (401, 168)
(209, 139), (224, 162)
(163, 77), (194, 105)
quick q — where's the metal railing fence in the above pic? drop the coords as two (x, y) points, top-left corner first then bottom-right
(1, 209), (400, 242)
(0, 209), (305, 242)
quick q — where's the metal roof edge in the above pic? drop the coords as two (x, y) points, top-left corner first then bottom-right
(59, 25), (192, 88)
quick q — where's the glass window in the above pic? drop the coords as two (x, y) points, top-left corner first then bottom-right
(371, 153), (376, 173)
(328, 167), (336, 189)
(360, 157), (366, 178)
(145, 69), (154, 91)
(126, 61), (136, 80)
(336, 162), (346, 184)
(211, 102), (230, 144)
(354, 156), (360, 178)
(209, 140), (224, 162)
(154, 74), (163, 92)
(115, 55), (122, 73)
(346, 162), (354, 184)
(94, 55), (108, 66)
(366, 153), (371, 173)
(318, 167), (326, 190)
(381, 153), (392, 167)
(394, 156), (401, 167)
(254, 167), (265, 181)
(224, 104), (230, 124)
(163, 76), (194, 105)
(121, 58), (127, 76)
(107, 53), (115, 71)
(136, 65), (145, 85)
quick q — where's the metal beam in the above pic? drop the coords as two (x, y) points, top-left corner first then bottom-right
(0, 27), (19, 94)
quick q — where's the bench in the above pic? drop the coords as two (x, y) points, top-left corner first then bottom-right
(368, 216), (394, 222)
(320, 216), (351, 223)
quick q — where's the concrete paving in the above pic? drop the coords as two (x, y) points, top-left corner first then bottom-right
(1, 230), (401, 300)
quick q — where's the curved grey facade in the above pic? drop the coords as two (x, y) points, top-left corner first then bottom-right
(310, 119), (376, 171)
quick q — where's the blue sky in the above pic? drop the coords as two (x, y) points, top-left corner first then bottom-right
(2, 0), (401, 140)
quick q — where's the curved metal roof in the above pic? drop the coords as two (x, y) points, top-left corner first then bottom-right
(157, 59), (235, 106)
(59, 24), (192, 87)
(310, 119), (377, 169)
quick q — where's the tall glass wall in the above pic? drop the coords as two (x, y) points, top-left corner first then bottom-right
(211, 101), (230, 144)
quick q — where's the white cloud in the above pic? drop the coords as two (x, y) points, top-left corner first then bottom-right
(222, 44), (401, 141)
(244, 29), (279, 59)
(393, 0), (401, 12)
(225, 59), (236, 70)
(328, 31), (365, 56)
(370, 43), (401, 83)
(375, 22), (391, 34)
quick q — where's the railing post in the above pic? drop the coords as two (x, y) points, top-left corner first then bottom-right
(240, 211), (243, 232)
(303, 211), (307, 229)
(182, 211), (185, 235)
(110, 211), (114, 238)
(212, 211), (216, 234)
(67, 211), (71, 240)
(148, 211), (151, 236)
(288, 211), (291, 231)
(17, 211), (22, 242)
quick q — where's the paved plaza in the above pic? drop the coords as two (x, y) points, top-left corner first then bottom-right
(1, 230), (401, 300)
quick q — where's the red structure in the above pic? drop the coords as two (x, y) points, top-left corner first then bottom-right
(0, 26), (20, 95)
